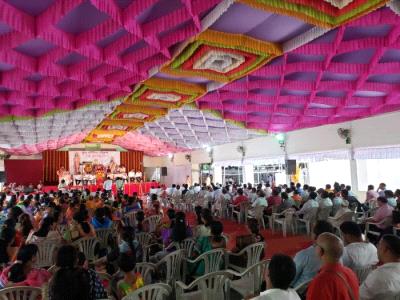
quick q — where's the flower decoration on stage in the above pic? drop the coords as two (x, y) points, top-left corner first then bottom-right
(337, 128), (352, 145)
(129, 78), (207, 109)
(238, 0), (388, 28)
(162, 30), (282, 83)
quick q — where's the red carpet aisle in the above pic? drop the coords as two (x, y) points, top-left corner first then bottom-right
(186, 213), (312, 258)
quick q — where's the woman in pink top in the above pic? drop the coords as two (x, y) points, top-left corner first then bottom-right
(0, 244), (51, 288)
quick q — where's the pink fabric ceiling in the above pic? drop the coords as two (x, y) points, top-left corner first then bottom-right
(196, 8), (400, 132)
(0, 0), (221, 118)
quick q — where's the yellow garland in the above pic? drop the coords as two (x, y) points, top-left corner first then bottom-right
(101, 119), (145, 127)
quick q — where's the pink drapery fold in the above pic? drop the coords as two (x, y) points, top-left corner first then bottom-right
(1, 132), (88, 155)
(113, 132), (189, 156)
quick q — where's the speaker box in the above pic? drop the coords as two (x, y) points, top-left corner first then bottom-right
(161, 167), (167, 176)
(285, 160), (296, 175)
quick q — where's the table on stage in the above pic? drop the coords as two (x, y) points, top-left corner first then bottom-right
(42, 182), (157, 196)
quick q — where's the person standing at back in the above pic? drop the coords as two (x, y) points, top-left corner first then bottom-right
(307, 232), (359, 300)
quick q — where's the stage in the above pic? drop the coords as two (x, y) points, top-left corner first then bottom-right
(42, 181), (157, 196)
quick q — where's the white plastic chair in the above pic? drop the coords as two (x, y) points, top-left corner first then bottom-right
(317, 207), (333, 221)
(180, 238), (197, 258)
(124, 211), (136, 227)
(366, 216), (392, 242)
(95, 228), (115, 249)
(144, 215), (162, 233)
(0, 286), (42, 300)
(156, 249), (185, 286)
(185, 249), (225, 279)
(273, 210), (296, 237)
(135, 262), (156, 285)
(248, 205), (266, 229)
(296, 207), (318, 236)
(231, 202), (249, 224)
(229, 260), (269, 299)
(227, 242), (265, 272)
(73, 237), (99, 262)
(34, 241), (59, 268)
(175, 271), (232, 300)
(121, 283), (171, 300)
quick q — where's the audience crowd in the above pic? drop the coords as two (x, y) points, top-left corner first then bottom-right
(0, 180), (398, 299)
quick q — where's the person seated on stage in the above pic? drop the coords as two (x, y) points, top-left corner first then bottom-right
(91, 207), (112, 230)
(115, 177), (124, 193)
(103, 177), (113, 194)
(128, 170), (136, 182)
(57, 179), (67, 192)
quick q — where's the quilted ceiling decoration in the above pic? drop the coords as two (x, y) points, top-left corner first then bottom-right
(0, 0), (396, 156)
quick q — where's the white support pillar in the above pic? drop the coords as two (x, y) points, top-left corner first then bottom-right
(349, 148), (359, 194)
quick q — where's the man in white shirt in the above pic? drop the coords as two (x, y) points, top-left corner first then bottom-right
(253, 254), (300, 300)
(103, 177), (113, 194)
(339, 221), (378, 269)
(360, 234), (400, 300)
(296, 192), (319, 216)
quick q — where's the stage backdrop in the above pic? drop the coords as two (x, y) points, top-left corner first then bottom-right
(43, 150), (69, 185)
(68, 151), (120, 175)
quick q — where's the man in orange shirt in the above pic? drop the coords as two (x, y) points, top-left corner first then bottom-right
(307, 232), (359, 300)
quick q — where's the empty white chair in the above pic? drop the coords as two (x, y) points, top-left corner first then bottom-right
(228, 242), (265, 272)
(122, 283), (171, 300)
(229, 260), (269, 299)
(73, 237), (99, 262)
(0, 286), (42, 300)
(248, 205), (266, 229)
(176, 271), (233, 300)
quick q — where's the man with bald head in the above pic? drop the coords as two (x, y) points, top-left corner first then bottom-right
(307, 232), (359, 300)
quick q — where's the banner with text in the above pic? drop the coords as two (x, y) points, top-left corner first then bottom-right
(68, 151), (120, 175)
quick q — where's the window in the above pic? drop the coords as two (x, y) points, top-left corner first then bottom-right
(222, 166), (243, 185)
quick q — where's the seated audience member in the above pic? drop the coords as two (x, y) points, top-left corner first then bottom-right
(49, 245), (91, 300)
(194, 208), (213, 238)
(194, 221), (226, 276)
(117, 253), (144, 299)
(341, 189), (363, 212)
(295, 192), (319, 217)
(291, 190), (302, 206)
(277, 192), (294, 213)
(0, 244), (51, 288)
(318, 191), (333, 208)
(363, 197), (393, 237)
(17, 213), (34, 244)
(328, 200), (352, 228)
(252, 190), (268, 208)
(291, 220), (333, 288)
(360, 234), (400, 300)
(384, 190), (397, 208)
(377, 183), (386, 197)
(91, 208), (112, 230)
(339, 221), (378, 269)
(76, 252), (108, 300)
(307, 233), (359, 300)
(25, 217), (61, 244)
(267, 189), (282, 213)
(233, 188), (248, 206)
(365, 185), (379, 208)
(330, 192), (343, 216)
(73, 210), (96, 239)
(254, 254), (300, 300)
